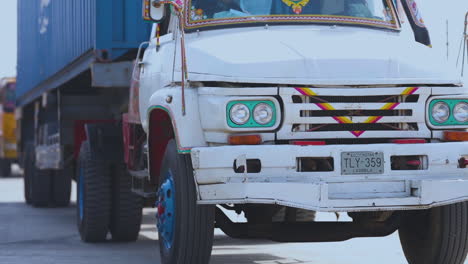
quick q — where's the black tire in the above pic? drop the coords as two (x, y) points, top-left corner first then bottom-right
(399, 202), (468, 264)
(31, 168), (52, 207)
(0, 159), (12, 177)
(110, 164), (143, 242)
(23, 142), (52, 207)
(52, 167), (72, 207)
(23, 143), (34, 204)
(23, 142), (70, 207)
(157, 140), (215, 264)
(76, 141), (111, 242)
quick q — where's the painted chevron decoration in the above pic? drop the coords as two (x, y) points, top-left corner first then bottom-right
(294, 87), (419, 137)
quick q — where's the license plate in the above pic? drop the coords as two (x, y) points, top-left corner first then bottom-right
(341, 152), (384, 175)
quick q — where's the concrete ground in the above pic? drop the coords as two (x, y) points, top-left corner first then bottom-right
(0, 170), (436, 264)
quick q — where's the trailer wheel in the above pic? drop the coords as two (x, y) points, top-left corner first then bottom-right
(0, 159), (12, 177)
(157, 140), (215, 264)
(52, 167), (72, 207)
(399, 202), (468, 264)
(77, 141), (111, 242)
(26, 142), (52, 207)
(109, 164), (143, 242)
(31, 169), (52, 207)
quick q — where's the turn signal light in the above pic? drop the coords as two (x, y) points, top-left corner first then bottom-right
(443, 131), (468, 142)
(228, 135), (262, 145)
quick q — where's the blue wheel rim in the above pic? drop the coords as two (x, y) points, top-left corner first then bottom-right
(156, 170), (176, 249)
(78, 166), (84, 221)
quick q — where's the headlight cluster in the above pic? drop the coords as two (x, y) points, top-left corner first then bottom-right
(227, 101), (276, 128)
(429, 99), (468, 126)
(431, 102), (451, 123)
(454, 102), (468, 123)
(230, 104), (250, 125)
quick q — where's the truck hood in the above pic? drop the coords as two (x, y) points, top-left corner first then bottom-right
(184, 26), (461, 86)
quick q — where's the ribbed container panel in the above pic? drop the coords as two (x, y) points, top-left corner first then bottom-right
(17, 0), (152, 101)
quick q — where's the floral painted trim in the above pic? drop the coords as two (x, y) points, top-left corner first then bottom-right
(190, 6), (208, 21)
(281, 0), (311, 14)
(185, 14), (399, 30)
(184, 0), (399, 30)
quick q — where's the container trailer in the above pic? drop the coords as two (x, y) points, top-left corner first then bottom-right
(17, 0), (151, 234)
(17, 0), (468, 264)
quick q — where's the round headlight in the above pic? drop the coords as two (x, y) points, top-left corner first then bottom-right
(453, 102), (468, 123)
(432, 102), (450, 123)
(230, 104), (250, 125)
(253, 103), (274, 125)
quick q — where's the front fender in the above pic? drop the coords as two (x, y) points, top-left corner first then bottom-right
(146, 87), (207, 152)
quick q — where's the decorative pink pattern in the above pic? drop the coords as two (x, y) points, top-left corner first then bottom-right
(184, 0), (399, 30)
(185, 14), (398, 30)
(174, 0), (184, 8)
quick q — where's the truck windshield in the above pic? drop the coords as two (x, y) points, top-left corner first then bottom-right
(185, 0), (399, 31)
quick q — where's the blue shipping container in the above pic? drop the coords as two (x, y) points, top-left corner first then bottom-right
(17, 0), (152, 106)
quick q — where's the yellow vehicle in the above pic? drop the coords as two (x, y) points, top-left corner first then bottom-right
(0, 78), (17, 177)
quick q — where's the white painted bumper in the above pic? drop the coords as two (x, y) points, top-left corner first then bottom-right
(191, 142), (468, 212)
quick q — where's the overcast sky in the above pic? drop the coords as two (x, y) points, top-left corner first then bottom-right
(421, 1), (467, 63)
(0, 0), (466, 79)
(0, 0), (17, 78)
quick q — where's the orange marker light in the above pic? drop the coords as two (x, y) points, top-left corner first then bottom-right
(228, 135), (262, 145)
(443, 131), (468, 142)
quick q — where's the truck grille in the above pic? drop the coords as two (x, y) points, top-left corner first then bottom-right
(277, 87), (431, 140)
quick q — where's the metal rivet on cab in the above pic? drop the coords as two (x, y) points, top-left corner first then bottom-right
(166, 96), (173, 104)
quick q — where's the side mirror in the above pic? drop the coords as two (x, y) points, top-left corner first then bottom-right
(143, 0), (166, 22)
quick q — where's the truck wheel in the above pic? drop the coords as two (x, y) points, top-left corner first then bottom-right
(77, 141), (111, 242)
(31, 169), (52, 207)
(399, 202), (468, 264)
(0, 159), (12, 177)
(52, 167), (72, 207)
(110, 164), (143, 242)
(157, 140), (215, 264)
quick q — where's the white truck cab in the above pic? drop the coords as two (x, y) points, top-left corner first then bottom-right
(137, 0), (468, 263)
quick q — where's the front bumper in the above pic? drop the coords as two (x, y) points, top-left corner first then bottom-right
(191, 142), (468, 212)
